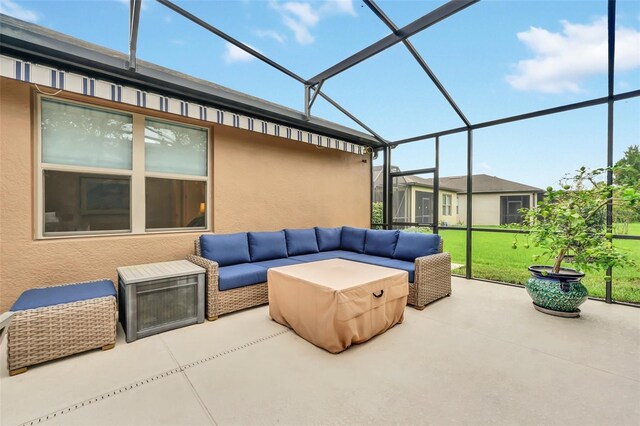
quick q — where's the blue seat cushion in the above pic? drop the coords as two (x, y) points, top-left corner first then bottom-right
(248, 231), (288, 262)
(364, 229), (399, 258)
(251, 258), (302, 269)
(336, 252), (395, 266)
(341, 226), (367, 253)
(284, 228), (319, 256)
(289, 250), (353, 262)
(315, 227), (342, 251)
(11, 280), (116, 311)
(393, 232), (441, 262)
(218, 264), (268, 291)
(376, 258), (415, 282)
(200, 233), (250, 267)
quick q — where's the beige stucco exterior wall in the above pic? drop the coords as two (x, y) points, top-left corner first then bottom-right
(457, 193), (535, 226)
(0, 78), (370, 311)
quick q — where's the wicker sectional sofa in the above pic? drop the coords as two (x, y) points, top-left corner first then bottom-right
(187, 226), (451, 321)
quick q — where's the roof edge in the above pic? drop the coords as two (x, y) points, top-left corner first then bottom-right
(0, 14), (382, 147)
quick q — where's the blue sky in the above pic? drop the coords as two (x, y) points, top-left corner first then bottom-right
(1, 0), (639, 188)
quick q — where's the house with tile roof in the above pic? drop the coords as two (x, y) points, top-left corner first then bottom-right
(373, 166), (544, 226)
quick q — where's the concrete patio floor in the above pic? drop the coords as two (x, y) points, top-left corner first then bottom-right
(1, 277), (639, 426)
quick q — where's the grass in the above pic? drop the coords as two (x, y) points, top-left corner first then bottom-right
(434, 226), (640, 304)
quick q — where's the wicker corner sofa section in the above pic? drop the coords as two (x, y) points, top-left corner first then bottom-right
(187, 227), (451, 321)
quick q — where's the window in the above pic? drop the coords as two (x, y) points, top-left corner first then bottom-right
(144, 119), (208, 230)
(37, 97), (209, 237)
(442, 194), (452, 216)
(500, 195), (530, 225)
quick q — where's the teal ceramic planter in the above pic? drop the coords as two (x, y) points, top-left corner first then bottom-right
(525, 266), (588, 317)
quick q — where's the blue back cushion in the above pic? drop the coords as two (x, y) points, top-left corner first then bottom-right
(364, 229), (400, 258)
(284, 229), (319, 256)
(315, 227), (342, 251)
(341, 226), (367, 253)
(200, 233), (250, 267)
(248, 231), (288, 262)
(11, 280), (116, 311)
(393, 232), (441, 261)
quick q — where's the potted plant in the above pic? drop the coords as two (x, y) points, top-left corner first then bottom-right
(514, 166), (639, 317)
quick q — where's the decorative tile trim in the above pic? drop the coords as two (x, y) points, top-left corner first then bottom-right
(0, 55), (365, 155)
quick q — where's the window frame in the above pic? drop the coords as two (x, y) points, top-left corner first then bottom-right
(35, 94), (211, 239)
(441, 193), (452, 216)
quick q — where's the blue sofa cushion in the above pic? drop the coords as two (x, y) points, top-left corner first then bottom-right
(248, 231), (288, 262)
(393, 232), (441, 262)
(336, 252), (395, 266)
(341, 226), (367, 253)
(284, 229), (319, 256)
(200, 233), (250, 267)
(218, 264), (268, 291)
(315, 227), (342, 251)
(289, 250), (358, 263)
(11, 280), (116, 311)
(364, 229), (399, 258)
(251, 258), (302, 269)
(377, 259), (416, 282)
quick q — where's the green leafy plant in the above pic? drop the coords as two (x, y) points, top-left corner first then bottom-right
(515, 166), (639, 276)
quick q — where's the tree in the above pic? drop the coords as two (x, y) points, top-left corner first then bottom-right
(372, 202), (383, 225)
(517, 167), (639, 275)
(614, 145), (640, 225)
(614, 145), (640, 188)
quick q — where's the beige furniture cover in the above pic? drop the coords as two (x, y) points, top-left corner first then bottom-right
(268, 259), (408, 353)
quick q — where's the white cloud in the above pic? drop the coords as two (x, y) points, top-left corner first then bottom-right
(321, 0), (356, 17)
(223, 42), (257, 64)
(269, 0), (356, 45)
(480, 162), (494, 173)
(506, 17), (640, 94)
(0, 0), (40, 23)
(281, 2), (319, 26)
(255, 29), (286, 44)
(169, 39), (185, 46)
(282, 14), (315, 44)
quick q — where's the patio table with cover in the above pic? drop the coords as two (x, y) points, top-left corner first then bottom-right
(268, 259), (408, 353)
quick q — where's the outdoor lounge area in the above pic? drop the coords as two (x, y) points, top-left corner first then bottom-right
(1, 278), (639, 425)
(0, 0), (639, 424)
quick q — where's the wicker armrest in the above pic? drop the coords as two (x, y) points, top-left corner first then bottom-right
(186, 254), (219, 274)
(411, 252), (452, 309)
(186, 254), (220, 320)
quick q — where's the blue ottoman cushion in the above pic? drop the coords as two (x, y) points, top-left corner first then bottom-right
(248, 231), (288, 262)
(341, 226), (367, 253)
(11, 280), (116, 311)
(315, 227), (342, 251)
(393, 232), (441, 262)
(200, 233), (251, 267)
(284, 228), (319, 256)
(364, 229), (399, 258)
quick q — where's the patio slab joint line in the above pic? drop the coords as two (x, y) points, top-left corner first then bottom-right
(17, 329), (292, 426)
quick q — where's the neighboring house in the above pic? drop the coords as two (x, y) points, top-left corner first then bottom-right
(373, 166), (543, 226)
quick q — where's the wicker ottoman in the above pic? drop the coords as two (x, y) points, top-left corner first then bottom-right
(7, 279), (117, 376)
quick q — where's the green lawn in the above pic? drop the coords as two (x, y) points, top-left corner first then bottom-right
(436, 227), (640, 304)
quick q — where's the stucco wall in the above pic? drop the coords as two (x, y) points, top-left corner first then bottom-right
(0, 78), (370, 311)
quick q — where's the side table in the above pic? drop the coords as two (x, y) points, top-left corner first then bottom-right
(117, 260), (205, 343)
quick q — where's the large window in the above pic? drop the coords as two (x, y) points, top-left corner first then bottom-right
(38, 97), (209, 237)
